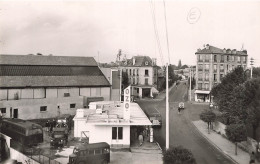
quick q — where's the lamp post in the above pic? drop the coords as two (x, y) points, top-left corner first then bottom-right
(166, 63), (169, 150)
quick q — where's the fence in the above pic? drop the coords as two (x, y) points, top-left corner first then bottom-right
(25, 148), (62, 164)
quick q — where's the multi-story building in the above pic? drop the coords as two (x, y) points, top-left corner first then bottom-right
(119, 56), (158, 98)
(0, 54), (111, 119)
(195, 44), (248, 102)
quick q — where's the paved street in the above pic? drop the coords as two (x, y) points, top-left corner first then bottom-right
(138, 81), (235, 164)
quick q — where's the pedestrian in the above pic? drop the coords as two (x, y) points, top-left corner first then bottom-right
(178, 107), (181, 114)
(138, 133), (143, 146)
(250, 151), (256, 164)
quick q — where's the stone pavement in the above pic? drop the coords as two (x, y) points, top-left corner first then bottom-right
(193, 120), (260, 164)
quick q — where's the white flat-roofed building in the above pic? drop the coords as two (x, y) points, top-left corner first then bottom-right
(73, 101), (152, 148)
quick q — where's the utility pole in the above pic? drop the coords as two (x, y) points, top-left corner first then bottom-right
(250, 58), (254, 78)
(166, 63), (169, 150)
(189, 66), (192, 101)
(119, 69), (122, 102)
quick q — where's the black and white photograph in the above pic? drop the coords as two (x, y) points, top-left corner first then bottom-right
(0, 0), (260, 164)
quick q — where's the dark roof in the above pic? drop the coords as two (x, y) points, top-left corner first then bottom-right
(0, 55), (97, 66)
(0, 76), (110, 88)
(3, 118), (42, 129)
(195, 45), (248, 56)
(122, 56), (154, 67)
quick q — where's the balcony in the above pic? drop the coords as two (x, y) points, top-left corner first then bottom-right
(198, 68), (203, 71)
(220, 60), (224, 63)
(198, 78), (203, 81)
(204, 69), (209, 72)
(144, 74), (149, 77)
(220, 69), (224, 72)
(205, 59), (210, 62)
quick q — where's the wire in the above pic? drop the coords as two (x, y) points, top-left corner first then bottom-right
(163, 0), (171, 64)
(150, 0), (164, 66)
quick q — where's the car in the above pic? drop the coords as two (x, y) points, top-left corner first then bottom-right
(178, 102), (185, 110)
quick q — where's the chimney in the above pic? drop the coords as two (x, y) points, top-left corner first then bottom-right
(206, 44), (210, 50)
(133, 57), (136, 65)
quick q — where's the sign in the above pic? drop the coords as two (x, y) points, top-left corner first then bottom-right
(124, 86), (131, 120)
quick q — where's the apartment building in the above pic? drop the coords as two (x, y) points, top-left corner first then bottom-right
(0, 54), (111, 119)
(119, 56), (158, 98)
(195, 44), (248, 102)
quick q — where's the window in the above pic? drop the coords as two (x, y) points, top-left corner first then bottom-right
(70, 104), (76, 108)
(198, 64), (203, 71)
(214, 74), (217, 81)
(220, 64), (224, 72)
(205, 64), (209, 71)
(0, 108), (6, 114)
(227, 65), (229, 71)
(89, 150), (94, 155)
(145, 70), (149, 76)
(133, 69), (135, 75)
(129, 69), (132, 75)
(198, 73), (203, 81)
(214, 55), (217, 62)
(237, 56), (241, 63)
(227, 55), (229, 62)
(220, 74), (224, 80)
(145, 78), (148, 85)
(205, 74), (209, 81)
(214, 64), (217, 72)
(112, 127), (123, 140)
(205, 83), (209, 90)
(220, 55), (224, 62)
(40, 106), (47, 112)
(64, 93), (70, 97)
(95, 149), (102, 155)
(133, 78), (135, 84)
(199, 55), (203, 62)
(137, 88), (139, 94)
(198, 83), (202, 90)
(137, 69), (139, 76)
(205, 55), (209, 62)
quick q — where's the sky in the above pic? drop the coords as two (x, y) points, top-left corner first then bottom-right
(0, 0), (260, 66)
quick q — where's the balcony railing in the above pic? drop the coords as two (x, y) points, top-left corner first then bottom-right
(205, 69), (209, 72)
(198, 69), (203, 71)
(220, 69), (224, 72)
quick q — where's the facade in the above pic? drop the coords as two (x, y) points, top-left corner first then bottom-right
(0, 54), (111, 119)
(195, 44), (248, 102)
(73, 101), (152, 148)
(100, 67), (121, 101)
(119, 56), (158, 98)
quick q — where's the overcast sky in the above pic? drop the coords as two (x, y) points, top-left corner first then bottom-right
(0, 0), (260, 66)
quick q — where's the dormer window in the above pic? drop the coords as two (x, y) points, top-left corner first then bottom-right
(145, 61), (149, 66)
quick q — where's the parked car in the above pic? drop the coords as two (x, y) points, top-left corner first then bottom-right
(178, 102), (185, 110)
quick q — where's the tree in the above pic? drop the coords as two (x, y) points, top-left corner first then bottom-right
(225, 123), (247, 155)
(163, 146), (196, 164)
(181, 65), (189, 69)
(252, 67), (260, 78)
(211, 66), (248, 124)
(178, 60), (182, 69)
(200, 110), (216, 134)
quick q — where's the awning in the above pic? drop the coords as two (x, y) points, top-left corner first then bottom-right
(194, 90), (210, 94)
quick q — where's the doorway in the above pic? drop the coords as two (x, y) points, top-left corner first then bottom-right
(13, 109), (18, 118)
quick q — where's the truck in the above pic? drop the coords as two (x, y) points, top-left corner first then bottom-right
(50, 114), (72, 148)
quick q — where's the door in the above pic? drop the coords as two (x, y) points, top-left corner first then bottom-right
(13, 109), (18, 118)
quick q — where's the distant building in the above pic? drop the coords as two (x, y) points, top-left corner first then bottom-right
(0, 54), (111, 119)
(119, 56), (158, 98)
(195, 44), (248, 102)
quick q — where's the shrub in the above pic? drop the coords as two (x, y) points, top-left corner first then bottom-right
(163, 146), (196, 164)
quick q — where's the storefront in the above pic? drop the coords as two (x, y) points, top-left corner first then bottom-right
(194, 90), (210, 102)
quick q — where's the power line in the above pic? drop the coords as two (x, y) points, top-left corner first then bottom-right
(163, 0), (171, 64)
(150, 0), (164, 66)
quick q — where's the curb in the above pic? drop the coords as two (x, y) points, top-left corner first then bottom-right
(190, 121), (239, 164)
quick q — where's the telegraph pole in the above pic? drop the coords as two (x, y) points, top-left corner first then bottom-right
(189, 66), (192, 101)
(166, 63), (169, 149)
(250, 58), (254, 78)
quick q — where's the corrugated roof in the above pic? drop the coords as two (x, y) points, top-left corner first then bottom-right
(196, 45), (248, 56)
(0, 55), (97, 66)
(0, 76), (110, 88)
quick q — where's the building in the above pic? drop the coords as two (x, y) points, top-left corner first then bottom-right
(195, 44), (248, 102)
(100, 67), (121, 101)
(119, 56), (158, 98)
(0, 54), (111, 119)
(73, 101), (152, 148)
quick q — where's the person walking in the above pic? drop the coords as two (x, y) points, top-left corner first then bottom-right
(250, 151), (256, 164)
(138, 133), (143, 146)
(178, 107), (181, 114)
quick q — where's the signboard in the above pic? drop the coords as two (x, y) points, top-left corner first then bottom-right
(123, 86), (131, 120)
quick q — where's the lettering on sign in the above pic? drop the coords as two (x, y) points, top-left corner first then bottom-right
(124, 86), (131, 120)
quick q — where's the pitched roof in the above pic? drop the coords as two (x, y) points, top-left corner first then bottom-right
(195, 45), (248, 56)
(122, 56), (154, 67)
(0, 76), (110, 88)
(0, 54), (97, 66)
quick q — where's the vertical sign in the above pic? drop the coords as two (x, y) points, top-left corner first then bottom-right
(124, 86), (131, 120)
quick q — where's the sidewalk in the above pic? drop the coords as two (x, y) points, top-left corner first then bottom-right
(192, 120), (259, 164)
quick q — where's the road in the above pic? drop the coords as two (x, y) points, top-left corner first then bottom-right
(138, 81), (235, 164)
